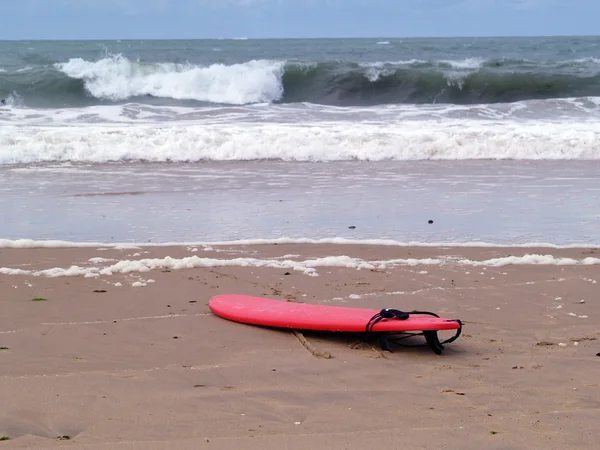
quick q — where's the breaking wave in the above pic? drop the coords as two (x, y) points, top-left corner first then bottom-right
(2, 54), (600, 107)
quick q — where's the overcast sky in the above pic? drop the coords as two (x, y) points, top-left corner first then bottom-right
(1, 0), (599, 40)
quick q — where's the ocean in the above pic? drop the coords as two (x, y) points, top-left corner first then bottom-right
(1, 37), (600, 245)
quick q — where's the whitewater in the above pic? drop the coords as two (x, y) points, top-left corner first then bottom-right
(2, 118), (600, 164)
(1, 37), (600, 164)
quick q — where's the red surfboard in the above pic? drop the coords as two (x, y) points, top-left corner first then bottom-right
(208, 294), (462, 355)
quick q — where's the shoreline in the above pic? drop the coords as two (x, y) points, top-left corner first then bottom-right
(1, 242), (600, 275)
(2, 237), (600, 249)
(2, 241), (600, 282)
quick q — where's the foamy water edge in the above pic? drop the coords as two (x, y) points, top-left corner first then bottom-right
(1, 237), (598, 250)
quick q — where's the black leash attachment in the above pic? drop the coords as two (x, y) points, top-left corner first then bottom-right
(366, 308), (409, 331)
(365, 308), (462, 355)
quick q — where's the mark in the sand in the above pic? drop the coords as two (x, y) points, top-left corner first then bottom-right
(0, 329), (21, 335)
(41, 312), (211, 326)
(441, 389), (465, 395)
(1, 365), (174, 380)
(73, 191), (146, 197)
(350, 341), (388, 359)
(0, 347), (9, 350)
(291, 330), (332, 359)
(359, 285), (456, 299)
(31, 297), (46, 302)
(536, 341), (556, 347)
(569, 336), (597, 342)
(93, 289), (107, 293)
(270, 287), (283, 296)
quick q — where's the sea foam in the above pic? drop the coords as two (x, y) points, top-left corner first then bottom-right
(56, 55), (285, 104)
(2, 252), (600, 280)
(1, 119), (599, 164)
(0, 237), (595, 250)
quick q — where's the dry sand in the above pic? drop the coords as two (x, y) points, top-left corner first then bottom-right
(0, 243), (599, 449)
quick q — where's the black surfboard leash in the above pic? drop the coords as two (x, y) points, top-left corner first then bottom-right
(365, 308), (462, 355)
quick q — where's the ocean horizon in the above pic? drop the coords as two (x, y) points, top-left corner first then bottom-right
(2, 34), (598, 40)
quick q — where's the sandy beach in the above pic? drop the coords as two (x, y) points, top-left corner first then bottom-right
(1, 242), (598, 449)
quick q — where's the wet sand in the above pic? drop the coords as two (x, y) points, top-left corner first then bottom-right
(2, 160), (600, 244)
(1, 243), (599, 449)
